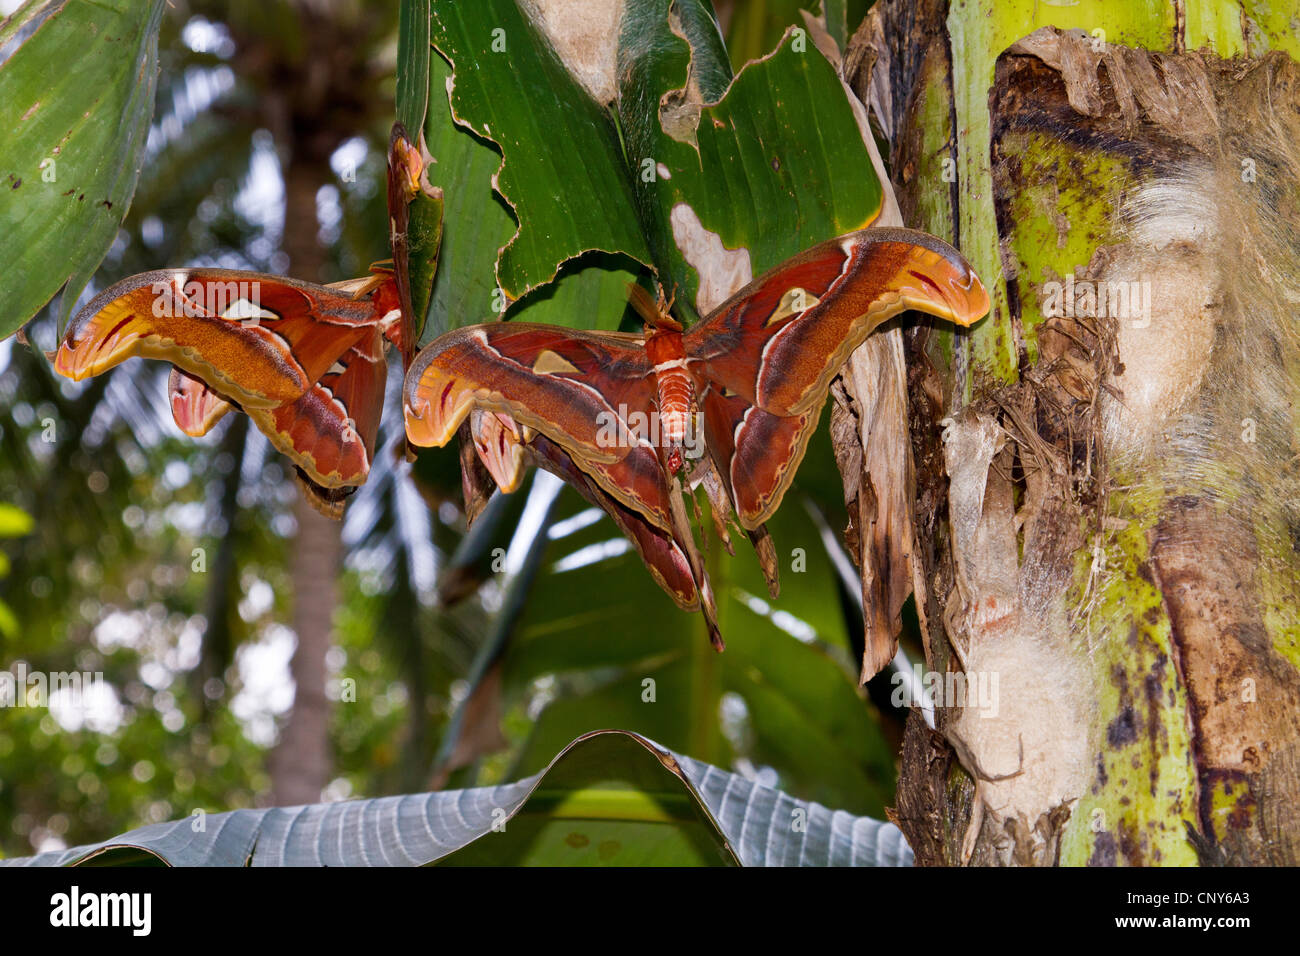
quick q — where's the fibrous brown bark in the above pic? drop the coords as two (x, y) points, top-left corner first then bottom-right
(858, 1), (1300, 865)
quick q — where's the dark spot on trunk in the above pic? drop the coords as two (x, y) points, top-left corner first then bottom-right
(1125, 622), (1141, 650)
(1136, 559), (1156, 587)
(1088, 829), (1117, 866)
(1144, 655), (1167, 795)
(1117, 817), (1145, 865)
(1226, 797), (1256, 830)
(1108, 704), (1138, 747)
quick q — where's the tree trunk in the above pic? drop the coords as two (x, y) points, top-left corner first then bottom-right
(216, 3), (388, 808)
(268, 161), (340, 807)
(853, 0), (1300, 865)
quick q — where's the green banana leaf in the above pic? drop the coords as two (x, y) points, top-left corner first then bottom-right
(412, 0), (882, 337)
(3, 731), (912, 867)
(0, 0), (166, 338)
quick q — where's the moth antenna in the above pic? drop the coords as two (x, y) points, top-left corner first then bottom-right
(625, 282), (660, 325)
(326, 272), (386, 299)
(627, 282), (683, 331)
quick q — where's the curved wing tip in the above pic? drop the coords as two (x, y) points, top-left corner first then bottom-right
(404, 413), (454, 449)
(958, 276), (992, 327)
(52, 350), (92, 380)
(171, 417), (210, 438)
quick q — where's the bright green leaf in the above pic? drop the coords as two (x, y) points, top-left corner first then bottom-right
(396, 0), (431, 137)
(0, 0), (166, 337)
(619, 7), (882, 321)
(428, 0), (651, 300)
(419, 51), (641, 341)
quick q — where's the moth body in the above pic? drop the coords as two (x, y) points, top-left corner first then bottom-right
(644, 325), (696, 476)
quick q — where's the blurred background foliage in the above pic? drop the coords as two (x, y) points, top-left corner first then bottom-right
(0, 0), (909, 860)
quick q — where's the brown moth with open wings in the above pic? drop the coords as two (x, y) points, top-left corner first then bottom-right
(404, 228), (989, 650)
(53, 125), (430, 517)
